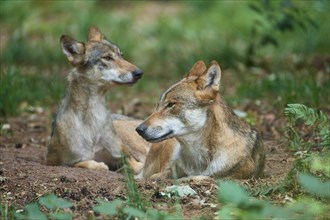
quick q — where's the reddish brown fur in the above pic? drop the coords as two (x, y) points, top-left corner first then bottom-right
(137, 60), (265, 179)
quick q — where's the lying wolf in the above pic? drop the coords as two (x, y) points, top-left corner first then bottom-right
(136, 60), (265, 179)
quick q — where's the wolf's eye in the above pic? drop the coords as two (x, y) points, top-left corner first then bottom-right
(103, 56), (113, 61)
(166, 102), (175, 108)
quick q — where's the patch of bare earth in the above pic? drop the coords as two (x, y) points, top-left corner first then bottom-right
(0, 107), (293, 219)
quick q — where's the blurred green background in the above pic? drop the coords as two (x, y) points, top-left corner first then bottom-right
(0, 0), (329, 118)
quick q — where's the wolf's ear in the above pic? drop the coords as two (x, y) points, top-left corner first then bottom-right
(60, 35), (85, 66)
(196, 60), (221, 92)
(185, 60), (207, 79)
(88, 26), (104, 42)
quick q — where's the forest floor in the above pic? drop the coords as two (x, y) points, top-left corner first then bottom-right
(0, 99), (294, 219)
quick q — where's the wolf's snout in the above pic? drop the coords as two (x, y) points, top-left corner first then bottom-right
(136, 124), (147, 136)
(132, 69), (143, 79)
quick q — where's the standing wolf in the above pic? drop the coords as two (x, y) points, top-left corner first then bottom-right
(136, 60), (265, 179)
(46, 26), (150, 173)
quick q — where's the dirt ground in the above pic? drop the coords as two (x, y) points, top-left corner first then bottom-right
(0, 104), (293, 219)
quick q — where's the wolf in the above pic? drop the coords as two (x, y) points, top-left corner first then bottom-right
(46, 26), (150, 174)
(136, 60), (265, 179)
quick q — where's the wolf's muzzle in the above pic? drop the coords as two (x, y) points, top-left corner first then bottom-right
(136, 123), (147, 136)
(136, 124), (173, 143)
(132, 69), (143, 79)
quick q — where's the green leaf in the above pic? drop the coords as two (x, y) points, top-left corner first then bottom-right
(288, 197), (327, 218)
(262, 203), (291, 218)
(287, 127), (302, 149)
(147, 209), (183, 220)
(26, 203), (48, 220)
(319, 126), (330, 147)
(217, 206), (235, 220)
(285, 103), (330, 150)
(218, 181), (249, 205)
(285, 104), (329, 127)
(298, 173), (330, 198)
(123, 207), (146, 218)
(39, 194), (72, 210)
(49, 212), (73, 220)
(311, 154), (330, 177)
(14, 213), (27, 220)
(15, 203), (47, 220)
(92, 199), (123, 217)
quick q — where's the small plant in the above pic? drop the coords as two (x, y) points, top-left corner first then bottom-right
(234, 103), (330, 219)
(93, 199), (145, 219)
(281, 104), (330, 197)
(217, 177), (328, 220)
(92, 156), (147, 219)
(285, 103), (329, 150)
(121, 155), (144, 211)
(218, 180), (289, 219)
(93, 159), (187, 219)
(92, 198), (183, 219)
(298, 173), (330, 199)
(14, 194), (73, 220)
(0, 202), (16, 220)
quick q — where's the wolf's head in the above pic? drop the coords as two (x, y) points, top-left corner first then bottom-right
(60, 26), (143, 87)
(136, 60), (222, 142)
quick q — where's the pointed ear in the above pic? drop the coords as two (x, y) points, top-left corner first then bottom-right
(88, 26), (104, 42)
(196, 60), (221, 92)
(185, 60), (207, 79)
(60, 35), (85, 66)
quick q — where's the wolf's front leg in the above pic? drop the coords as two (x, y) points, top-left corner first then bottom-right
(148, 163), (185, 180)
(94, 145), (123, 171)
(99, 124), (146, 173)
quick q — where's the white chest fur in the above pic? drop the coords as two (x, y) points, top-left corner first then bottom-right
(176, 134), (210, 176)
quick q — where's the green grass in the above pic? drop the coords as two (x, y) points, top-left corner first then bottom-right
(0, 67), (63, 117)
(0, 1), (329, 117)
(235, 71), (330, 110)
(1, 1), (328, 69)
(121, 156), (144, 211)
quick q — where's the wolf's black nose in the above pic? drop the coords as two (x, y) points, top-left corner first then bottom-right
(132, 69), (143, 79)
(136, 124), (147, 136)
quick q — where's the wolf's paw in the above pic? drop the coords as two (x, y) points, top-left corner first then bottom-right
(149, 172), (168, 180)
(127, 158), (144, 175)
(93, 161), (109, 170)
(178, 175), (212, 183)
(74, 160), (109, 170)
